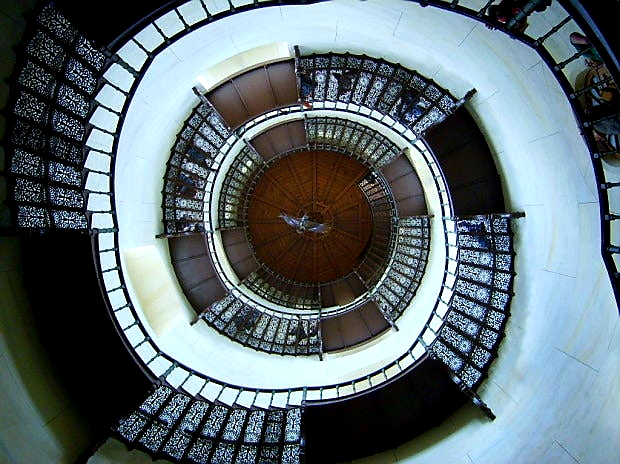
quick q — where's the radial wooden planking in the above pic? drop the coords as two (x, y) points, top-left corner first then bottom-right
(247, 150), (373, 283)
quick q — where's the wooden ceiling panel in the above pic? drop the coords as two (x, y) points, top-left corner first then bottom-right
(269, 124), (300, 157)
(230, 256), (258, 280)
(175, 255), (217, 289)
(250, 120), (307, 162)
(397, 194), (427, 217)
(207, 83), (248, 129)
(314, 153), (342, 200)
(286, 119), (308, 148)
(186, 276), (226, 311)
(247, 150), (373, 283)
(249, 134), (277, 160)
(206, 61), (298, 130)
(339, 311), (372, 348)
(221, 227), (246, 246)
(223, 238), (254, 267)
(328, 277), (356, 306)
(389, 172), (423, 201)
(358, 300), (390, 335)
(381, 153), (414, 182)
(320, 316), (345, 351)
(233, 69), (275, 116)
(169, 234), (209, 262)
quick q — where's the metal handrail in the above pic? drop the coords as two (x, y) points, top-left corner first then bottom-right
(206, 105), (441, 319)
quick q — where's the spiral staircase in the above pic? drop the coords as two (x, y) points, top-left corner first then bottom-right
(1, 1), (619, 463)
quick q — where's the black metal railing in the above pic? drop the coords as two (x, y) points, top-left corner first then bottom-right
(197, 290), (322, 356)
(304, 116), (403, 168)
(295, 49), (474, 140)
(113, 382), (303, 464)
(1, 2), (105, 231)
(162, 92), (232, 236)
(356, 172), (399, 288)
(218, 144), (264, 229)
(372, 216), (431, 324)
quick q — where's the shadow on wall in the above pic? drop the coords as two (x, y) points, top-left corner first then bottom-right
(376, 403), (484, 462)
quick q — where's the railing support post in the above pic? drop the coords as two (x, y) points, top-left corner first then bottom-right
(429, 350), (496, 420)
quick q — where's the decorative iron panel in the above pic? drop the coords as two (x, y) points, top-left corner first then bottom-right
(161, 99), (231, 235)
(297, 52), (459, 138)
(3, 3), (105, 230)
(113, 384), (303, 464)
(432, 215), (515, 389)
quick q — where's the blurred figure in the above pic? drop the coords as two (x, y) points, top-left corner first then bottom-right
(299, 70), (317, 108)
(486, 0), (551, 33)
(570, 31), (603, 67)
(395, 91), (428, 124)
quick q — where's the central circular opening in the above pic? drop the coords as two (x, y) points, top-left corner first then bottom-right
(246, 150), (373, 283)
(291, 201), (333, 240)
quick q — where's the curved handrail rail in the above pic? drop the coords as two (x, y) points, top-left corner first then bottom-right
(202, 105), (446, 357)
(213, 111), (402, 314)
(86, 52), (454, 404)
(89, 228), (159, 384)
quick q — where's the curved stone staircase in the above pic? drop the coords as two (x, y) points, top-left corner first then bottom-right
(113, 48), (517, 462)
(3, 1), (617, 463)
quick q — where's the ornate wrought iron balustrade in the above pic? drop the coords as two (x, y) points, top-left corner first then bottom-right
(114, 383), (303, 464)
(431, 214), (517, 390)
(2, 2), (105, 230)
